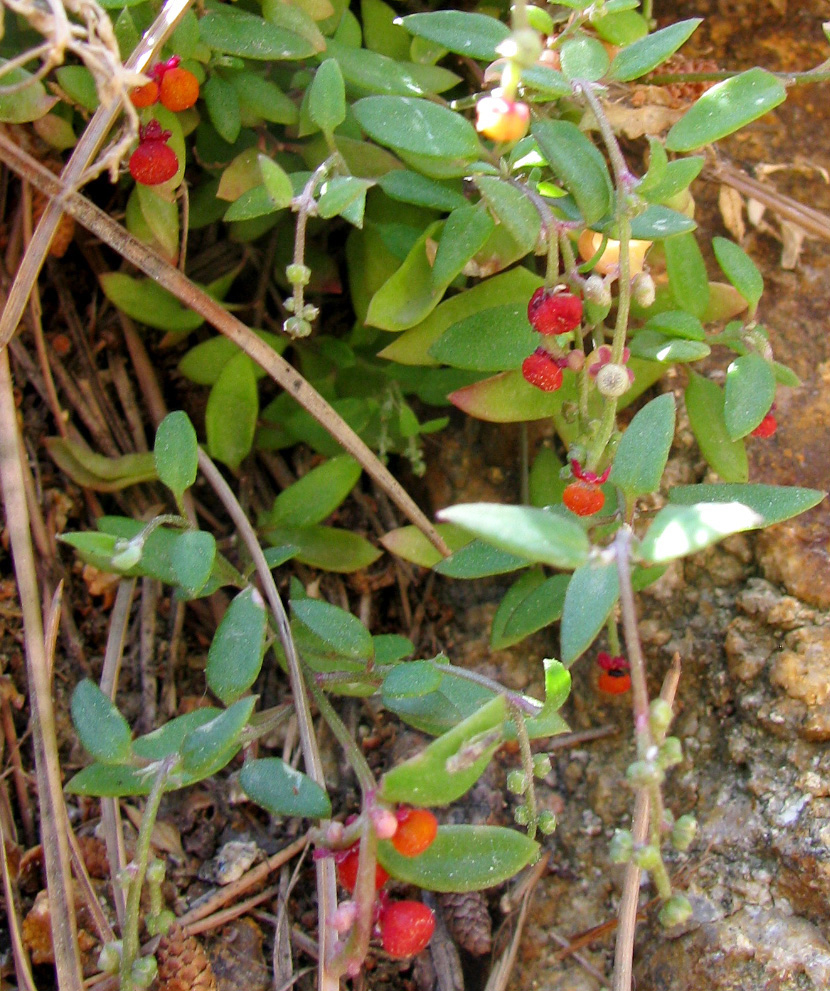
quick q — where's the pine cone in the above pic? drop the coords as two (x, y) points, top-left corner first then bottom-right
(156, 923), (217, 991)
(438, 891), (492, 956)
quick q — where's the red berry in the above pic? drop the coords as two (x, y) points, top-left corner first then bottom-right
(392, 808), (438, 858)
(130, 80), (159, 108)
(563, 481), (605, 517)
(522, 348), (563, 392)
(528, 288), (583, 335)
(129, 121), (178, 186)
(336, 845), (389, 893)
(598, 670), (631, 695)
(159, 66), (200, 112)
(751, 413), (777, 438)
(379, 901), (435, 959)
(475, 95), (530, 143)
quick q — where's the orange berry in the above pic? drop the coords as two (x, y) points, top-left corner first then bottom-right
(130, 80), (159, 108)
(476, 95), (530, 143)
(379, 901), (435, 958)
(563, 481), (605, 517)
(598, 670), (631, 695)
(159, 66), (200, 112)
(391, 808), (438, 858)
(336, 845), (389, 893)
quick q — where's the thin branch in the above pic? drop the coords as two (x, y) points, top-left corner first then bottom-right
(0, 131), (450, 558)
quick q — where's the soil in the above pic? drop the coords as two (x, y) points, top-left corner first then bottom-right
(3, 2), (830, 991)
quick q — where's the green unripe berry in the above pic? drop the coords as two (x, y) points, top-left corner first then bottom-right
(659, 894), (692, 928)
(532, 753), (552, 779)
(507, 770), (528, 794)
(284, 316), (312, 338)
(537, 810), (557, 835)
(657, 737), (683, 769)
(513, 804), (530, 825)
(626, 760), (664, 788)
(649, 699), (673, 741)
(633, 844), (661, 871)
(302, 303), (319, 321)
(146, 909), (176, 936)
(671, 814), (697, 852)
(609, 829), (634, 864)
(131, 956), (158, 989)
(286, 263), (311, 286)
(98, 941), (122, 974)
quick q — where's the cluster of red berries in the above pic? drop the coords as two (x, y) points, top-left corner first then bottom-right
(596, 652), (631, 695)
(128, 120), (178, 186)
(334, 807), (439, 960)
(562, 460), (610, 518)
(521, 288), (584, 393)
(130, 56), (200, 112)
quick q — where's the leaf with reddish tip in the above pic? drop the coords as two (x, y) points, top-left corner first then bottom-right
(449, 369), (575, 424)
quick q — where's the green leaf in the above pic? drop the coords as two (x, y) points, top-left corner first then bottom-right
(240, 758), (331, 818)
(723, 353), (776, 440)
(629, 204), (696, 240)
(437, 503), (590, 570)
(640, 502), (766, 563)
(382, 660), (444, 698)
(171, 530), (216, 598)
(0, 62), (56, 123)
(380, 695), (507, 805)
(66, 764), (157, 798)
(382, 659), (497, 736)
(258, 156), (294, 208)
(429, 303), (538, 372)
(685, 371), (748, 482)
(628, 330), (710, 363)
(45, 438), (157, 492)
(180, 697), (257, 775)
(361, 0), (410, 59)
(666, 68), (787, 152)
(491, 571), (569, 649)
(524, 657), (572, 738)
(206, 587), (267, 704)
(223, 186), (280, 222)
(199, 8), (316, 59)
(180, 330), (286, 385)
(608, 393), (675, 498)
(377, 171), (467, 211)
(99, 273), (203, 332)
(373, 634), (415, 664)
(206, 353), (258, 470)
(378, 825), (538, 891)
(353, 96), (480, 159)
(399, 11), (510, 61)
(712, 237), (763, 311)
(317, 176), (371, 226)
(431, 206), (494, 288)
(71, 680), (133, 765)
(230, 72), (299, 126)
(640, 157), (704, 204)
(643, 311), (705, 341)
(532, 120), (612, 225)
(560, 561), (619, 665)
(292, 597), (373, 661)
(203, 74), (241, 145)
(379, 267), (542, 365)
(529, 446), (567, 507)
(154, 411), (198, 501)
(433, 540), (528, 578)
(55, 66), (99, 113)
(592, 9), (648, 46)
(664, 232), (709, 318)
(322, 39), (427, 97)
(132, 709), (221, 761)
(475, 176), (541, 253)
(560, 34), (609, 82)
(380, 523), (472, 568)
(263, 456), (361, 528)
(669, 483), (825, 526)
(609, 18), (702, 81)
(263, 525), (382, 573)
(309, 58), (346, 133)
(519, 64), (571, 98)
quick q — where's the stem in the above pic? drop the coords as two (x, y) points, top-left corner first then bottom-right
(119, 757), (175, 991)
(508, 700), (537, 841)
(606, 616), (621, 656)
(614, 527), (652, 759)
(289, 156), (340, 327)
(307, 676), (376, 797)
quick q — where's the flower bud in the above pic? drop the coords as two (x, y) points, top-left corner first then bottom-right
(596, 362), (632, 399)
(146, 859), (165, 886)
(326, 821), (345, 847)
(371, 806), (399, 840)
(671, 814), (697, 852)
(513, 804), (530, 825)
(284, 316), (312, 338)
(131, 955), (158, 989)
(302, 303), (320, 321)
(631, 272), (656, 308)
(609, 829), (634, 863)
(633, 844), (661, 871)
(286, 263), (311, 286)
(331, 900), (358, 933)
(98, 941), (122, 974)
(657, 737), (683, 769)
(497, 27), (543, 68)
(538, 810), (557, 834)
(583, 273), (612, 308)
(111, 538), (143, 571)
(626, 760), (664, 788)
(659, 894), (692, 928)
(649, 699), (673, 741)
(146, 909), (175, 936)
(507, 770), (528, 794)
(566, 350), (585, 373)
(532, 754), (552, 778)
